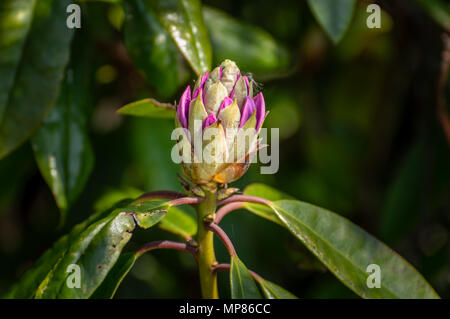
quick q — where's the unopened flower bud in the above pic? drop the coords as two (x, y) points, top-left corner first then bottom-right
(174, 60), (267, 188)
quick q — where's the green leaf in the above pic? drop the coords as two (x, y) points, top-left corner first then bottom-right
(31, 67), (94, 224)
(159, 206), (197, 239)
(91, 252), (138, 299)
(123, 0), (179, 97)
(243, 184), (439, 298)
(4, 223), (86, 298)
(379, 141), (425, 243)
(244, 183), (291, 201)
(413, 0), (450, 29)
(0, 0), (34, 121)
(255, 278), (298, 299)
(230, 256), (262, 299)
(153, 0), (212, 75)
(242, 183), (291, 225)
(203, 7), (290, 77)
(5, 199), (169, 299)
(93, 187), (144, 213)
(0, 0), (74, 159)
(307, 0), (355, 43)
(117, 98), (175, 119)
(269, 200), (440, 299)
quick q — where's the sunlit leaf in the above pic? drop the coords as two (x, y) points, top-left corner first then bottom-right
(243, 183), (439, 298)
(117, 98), (175, 119)
(5, 199), (169, 298)
(123, 0), (179, 97)
(91, 252), (138, 299)
(270, 200), (440, 298)
(31, 52), (94, 224)
(153, 0), (212, 75)
(0, 0), (74, 159)
(159, 206), (197, 239)
(242, 183), (290, 225)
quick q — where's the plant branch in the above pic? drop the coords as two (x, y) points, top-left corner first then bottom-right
(137, 240), (198, 257)
(437, 32), (450, 146)
(196, 190), (219, 299)
(204, 222), (236, 257)
(137, 190), (186, 201)
(211, 263), (263, 281)
(215, 202), (244, 224)
(169, 196), (205, 206)
(217, 195), (272, 207)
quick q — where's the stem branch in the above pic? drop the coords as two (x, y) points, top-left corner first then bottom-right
(217, 195), (272, 207)
(211, 263), (263, 281)
(215, 202), (244, 224)
(169, 196), (205, 206)
(137, 240), (198, 257)
(437, 32), (450, 146)
(204, 222), (237, 257)
(137, 190), (186, 201)
(196, 191), (219, 299)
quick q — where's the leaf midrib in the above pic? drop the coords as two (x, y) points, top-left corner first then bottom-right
(271, 202), (404, 299)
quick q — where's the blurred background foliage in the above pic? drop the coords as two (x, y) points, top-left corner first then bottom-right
(0, 0), (449, 298)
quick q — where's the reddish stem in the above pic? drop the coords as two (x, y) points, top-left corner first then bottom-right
(217, 195), (272, 207)
(437, 32), (450, 146)
(204, 223), (237, 257)
(215, 202), (244, 224)
(169, 196), (205, 206)
(211, 263), (263, 281)
(137, 240), (198, 257)
(137, 190), (186, 201)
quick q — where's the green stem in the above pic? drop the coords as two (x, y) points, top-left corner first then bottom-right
(196, 190), (218, 299)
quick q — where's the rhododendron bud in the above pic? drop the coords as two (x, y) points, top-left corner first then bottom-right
(174, 60), (267, 189)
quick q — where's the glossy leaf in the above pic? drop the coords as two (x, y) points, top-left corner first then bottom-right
(307, 0), (355, 43)
(123, 0), (179, 97)
(242, 183), (290, 225)
(117, 98), (175, 119)
(153, 0), (212, 75)
(203, 7), (290, 77)
(255, 278), (298, 299)
(0, 0), (34, 122)
(31, 68), (94, 224)
(0, 0), (74, 159)
(91, 252), (138, 299)
(270, 200), (440, 298)
(5, 199), (169, 298)
(4, 223), (86, 298)
(93, 187), (144, 213)
(159, 206), (197, 239)
(230, 256), (262, 299)
(243, 184), (439, 298)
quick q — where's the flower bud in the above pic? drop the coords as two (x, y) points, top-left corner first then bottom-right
(174, 60), (267, 189)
